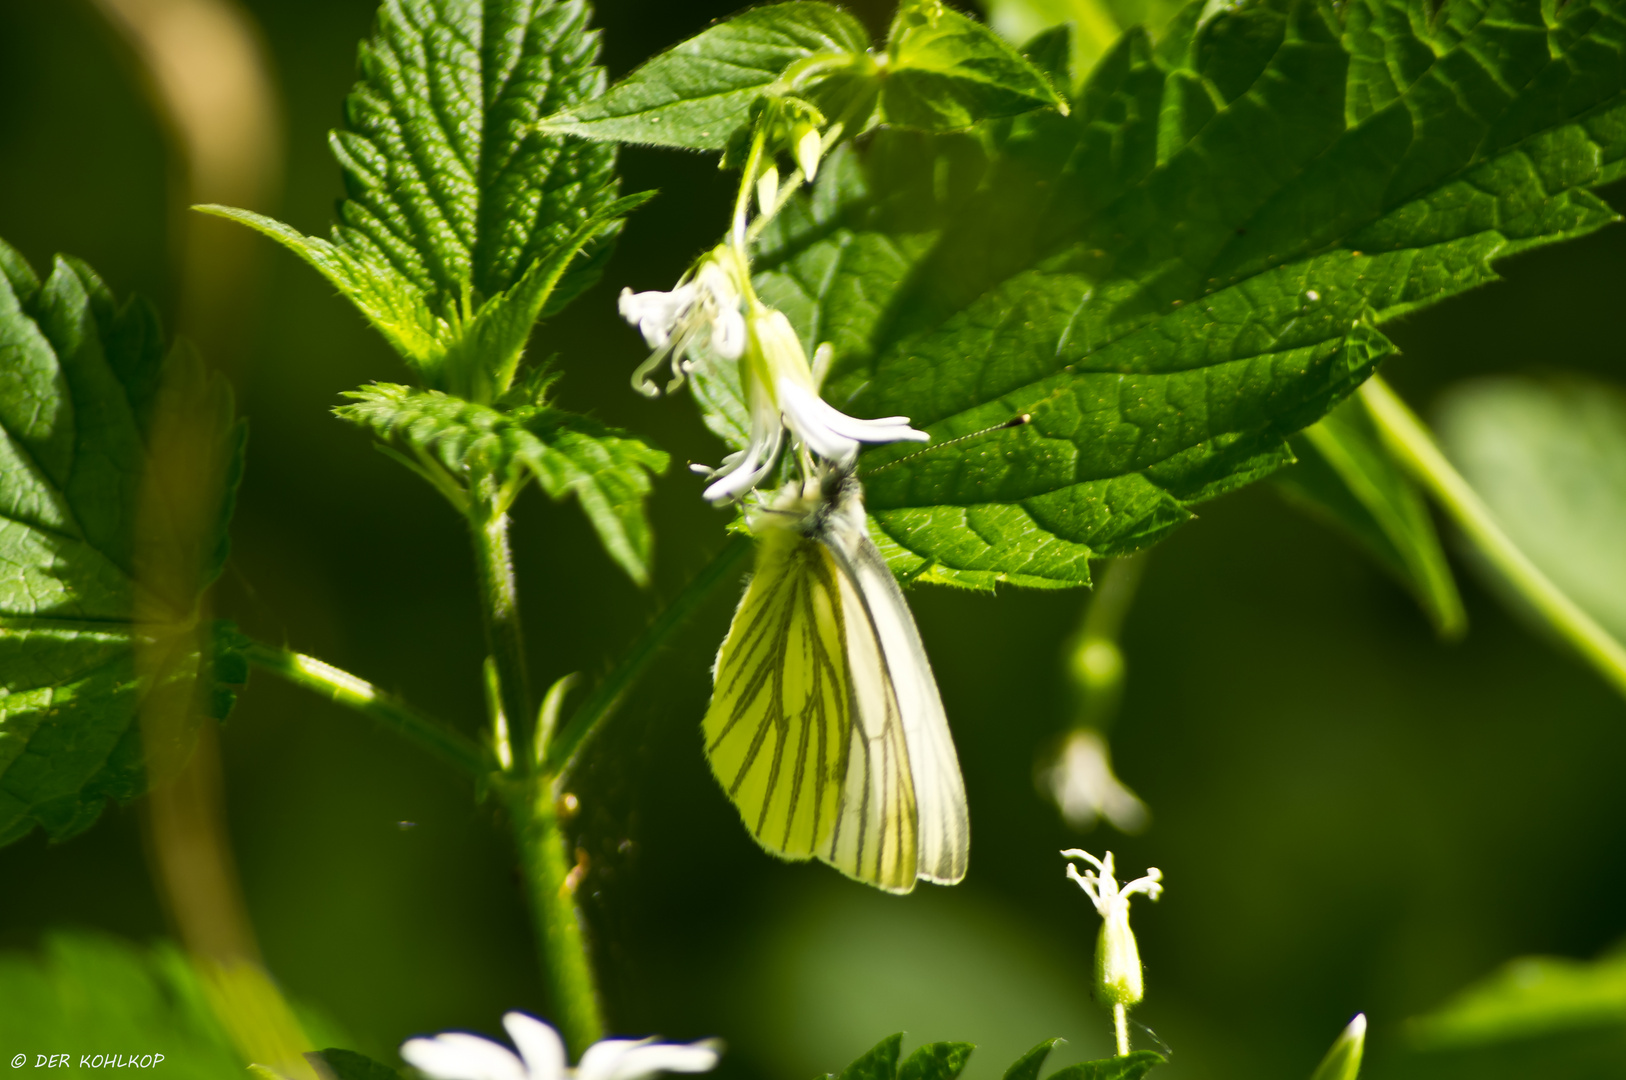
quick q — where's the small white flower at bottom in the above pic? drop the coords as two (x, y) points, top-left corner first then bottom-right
(623, 253), (748, 397)
(401, 1013), (720, 1080)
(1062, 848), (1162, 1008)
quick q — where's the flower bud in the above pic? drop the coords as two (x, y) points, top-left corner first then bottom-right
(1308, 1015), (1366, 1080)
(795, 124), (822, 182)
(1062, 850), (1163, 1009)
(756, 165), (780, 216)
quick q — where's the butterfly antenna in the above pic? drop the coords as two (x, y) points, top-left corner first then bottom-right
(860, 413), (1032, 477)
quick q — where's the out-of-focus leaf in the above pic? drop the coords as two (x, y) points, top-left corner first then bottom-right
(1044, 1051), (1164, 1080)
(539, 2), (873, 151)
(882, 3), (1068, 130)
(1278, 394), (1464, 637)
(751, 0), (1626, 590)
(336, 383), (668, 585)
(0, 932), (241, 1078)
(1435, 376), (1626, 644)
(1308, 1015), (1366, 1080)
(0, 240), (243, 847)
(981, 0), (1189, 83)
(317, 1049), (407, 1080)
(1405, 945), (1626, 1051)
(202, 0), (634, 400)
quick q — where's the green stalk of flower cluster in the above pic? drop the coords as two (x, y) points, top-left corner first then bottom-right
(1360, 376), (1626, 699)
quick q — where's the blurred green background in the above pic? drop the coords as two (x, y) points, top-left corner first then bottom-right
(2, 2), (1625, 1080)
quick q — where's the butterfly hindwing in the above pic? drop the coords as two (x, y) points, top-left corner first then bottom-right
(704, 528), (850, 860)
(822, 493), (969, 886)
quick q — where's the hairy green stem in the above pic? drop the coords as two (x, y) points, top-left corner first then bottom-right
(471, 508), (534, 766)
(468, 499), (604, 1048)
(242, 641), (489, 776)
(1113, 1004), (1130, 1056)
(1361, 376), (1626, 698)
(544, 534), (754, 777)
(504, 778), (602, 1056)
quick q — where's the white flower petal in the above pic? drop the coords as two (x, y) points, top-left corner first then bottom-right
(400, 1034), (528, 1080)
(776, 379), (928, 466)
(702, 426), (784, 503)
(796, 127), (822, 183)
(502, 1013), (566, 1080)
(618, 284), (697, 350)
(575, 1040), (647, 1080)
(710, 306), (747, 361)
(599, 1042), (721, 1080)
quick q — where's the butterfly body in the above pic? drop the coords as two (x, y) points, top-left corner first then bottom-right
(703, 473), (969, 893)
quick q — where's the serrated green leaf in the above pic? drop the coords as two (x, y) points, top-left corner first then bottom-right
(0, 240), (244, 847)
(883, 3), (1068, 130)
(1278, 394), (1464, 637)
(202, 0), (635, 400)
(838, 1034), (904, 1080)
(897, 1043), (975, 1080)
(748, 0), (1626, 589)
(1045, 1051), (1164, 1080)
(1436, 376), (1626, 645)
(999, 1040), (1062, 1080)
(539, 1), (874, 150)
(335, 383), (668, 585)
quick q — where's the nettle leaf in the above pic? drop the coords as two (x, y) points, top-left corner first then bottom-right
(751, 0), (1626, 590)
(202, 0), (635, 400)
(1001, 1039), (1062, 1080)
(1044, 1052), (1164, 1080)
(539, 1), (873, 151)
(882, 2), (1069, 130)
(0, 240), (244, 847)
(336, 383), (668, 585)
(1278, 394), (1464, 637)
(1407, 944), (1626, 1050)
(316, 1049), (407, 1080)
(897, 1042), (975, 1080)
(1436, 376), (1626, 644)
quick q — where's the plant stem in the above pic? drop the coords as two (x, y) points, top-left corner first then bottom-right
(1361, 375), (1626, 698)
(543, 534), (754, 776)
(243, 641), (489, 776)
(503, 777), (602, 1056)
(471, 507), (534, 766)
(1114, 1004), (1130, 1056)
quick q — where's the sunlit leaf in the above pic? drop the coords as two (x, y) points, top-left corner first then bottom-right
(883, 2), (1068, 130)
(335, 383), (668, 585)
(751, 0), (1626, 589)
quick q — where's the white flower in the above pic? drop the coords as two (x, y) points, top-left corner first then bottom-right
(692, 307), (927, 503)
(623, 251), (748, 397)
(1041, 730), (1149, 833)
(401, 1013), (720, 1080)
(1062, 849), (1162, 1008)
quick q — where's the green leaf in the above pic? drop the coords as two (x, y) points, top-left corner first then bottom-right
(1045, 1051), (1164, 1080)
(1001, 1039), (1062, 1080)
(1407, 945), (1626, 1050)
(1435, 376), (1626, 645)
(750, 0), (1626, 590)
(837, 1034), (904, 1080)
(1278, 395), (1464, 637)
(0, 932), (243, 1078)
(897, 1042), (976, 1080)
(538, 1), (874, 151)
(317, 1049), (407, 1080)
(883, 2), (1069, 130)
(0, 240), (244, 847)
(335, 383), (668, 585)
(201, 0), (636, 400)
(1308, 1015), (1366, 1080)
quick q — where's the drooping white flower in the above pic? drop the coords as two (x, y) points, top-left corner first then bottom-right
(401, 1013), (720, 1080)
(1062, 848), (1162, 1008)
(691, 306), (927, 503)
(1041, 729), (1149, 834)
(623, 250), (748, 397)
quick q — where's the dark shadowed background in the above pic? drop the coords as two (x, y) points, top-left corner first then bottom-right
(2, 2), (1624, 1079)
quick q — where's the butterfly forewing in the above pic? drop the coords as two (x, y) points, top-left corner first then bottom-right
(704, 529), (850, 860)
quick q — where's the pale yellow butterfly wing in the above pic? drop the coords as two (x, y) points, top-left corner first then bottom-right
(703, 528), (851, 860)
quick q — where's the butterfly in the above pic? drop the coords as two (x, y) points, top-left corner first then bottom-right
(701, 467), (969, 892)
